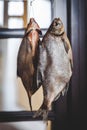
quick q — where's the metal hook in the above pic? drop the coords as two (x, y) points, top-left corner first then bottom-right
(30, 0), (35, 6)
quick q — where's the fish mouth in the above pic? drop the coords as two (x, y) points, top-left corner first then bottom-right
(25, 18), (42, 36)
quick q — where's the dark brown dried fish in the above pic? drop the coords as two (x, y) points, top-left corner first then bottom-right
(17, 18), (42, 111)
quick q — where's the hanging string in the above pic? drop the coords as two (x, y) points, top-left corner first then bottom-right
(30, 0), (35, 18)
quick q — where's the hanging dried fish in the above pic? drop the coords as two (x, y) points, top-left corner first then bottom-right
(17, 18), (42, 111)
(34, 18), (73, 120)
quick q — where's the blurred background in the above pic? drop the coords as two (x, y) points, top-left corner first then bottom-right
(0, 0), (87, 130)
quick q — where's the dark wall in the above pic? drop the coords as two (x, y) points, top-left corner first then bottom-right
(51, 0), (87, 130)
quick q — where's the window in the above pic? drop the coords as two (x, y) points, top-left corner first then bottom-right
(0, 1), (4, 26)
(8, 18), (23, 28)
(8, 1), (24, 16)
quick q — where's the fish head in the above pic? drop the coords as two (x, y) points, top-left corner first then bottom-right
(25, 18), (42, 56)
(49, 18), (64, 36)
(25, 18), (42, 35)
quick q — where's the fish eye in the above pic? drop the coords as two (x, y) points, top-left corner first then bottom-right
(54, 21), (61, 27)
(57, 22), (62, 26)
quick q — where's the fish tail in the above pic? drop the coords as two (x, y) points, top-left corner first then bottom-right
(29, 96), (32, 111)
(27, 92), (32, 111)
(33, 108), (48, 120)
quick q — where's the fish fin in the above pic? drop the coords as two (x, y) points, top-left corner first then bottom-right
(33, 108), (48, 121)
(62, 36), (73, 70)
(62, 83), (69, 96)
(37, 68), (42, 88)
(27, 91), (32, 111)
